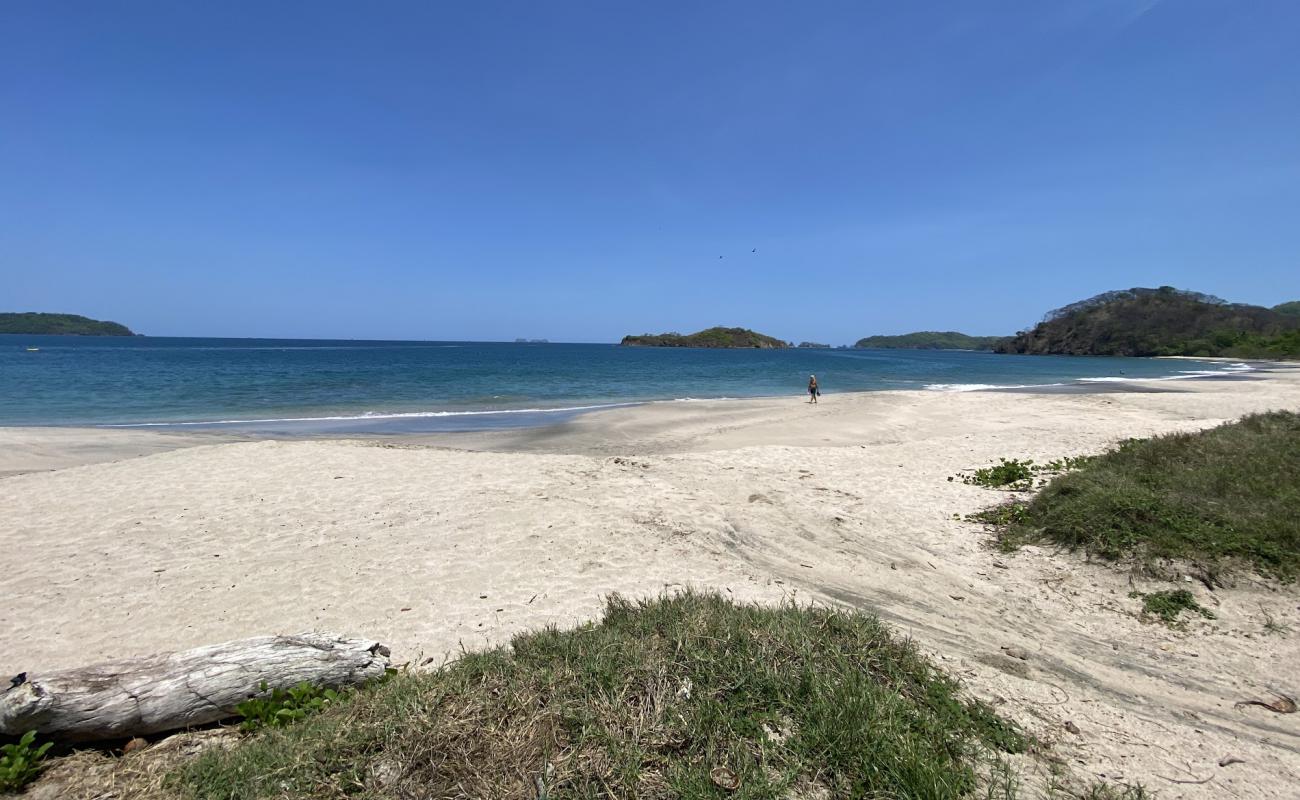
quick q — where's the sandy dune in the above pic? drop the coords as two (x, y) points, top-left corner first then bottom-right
(0, 427), (227, 479)
(2, 370), (1298, 796)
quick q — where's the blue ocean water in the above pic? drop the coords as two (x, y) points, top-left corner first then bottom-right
(0, 335), (1251, 433)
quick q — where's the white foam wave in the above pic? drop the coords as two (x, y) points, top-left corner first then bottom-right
(101, 402), (638, 428)
(928, 362), (1254, 392)
(1079, 363), (1255, 384)
(924, 383), (1049, 392)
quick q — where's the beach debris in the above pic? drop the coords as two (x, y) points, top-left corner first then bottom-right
(949, 595), (965, 601)
(1219, 756), (1246, 767)
(1157, 772), (1214, 785)
(533, 762), (556, 799)
(1233, 692), (1296, 714)
(710, 766), (740, 791)
(1001, 645), (1030, 661)
(400, 607), (411, 612)
(992, 560), (1009, 569)
(977, 653), (1030, 679)
(761, 718), (791, 744)
(890, 562), (897, 570)
(371, 759), (405, 789)
(0, 633), (389, 743)
(1063, 721), (1081, 735)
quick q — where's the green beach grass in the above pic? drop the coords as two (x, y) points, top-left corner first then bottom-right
(165, 592), (1025, 800)
(973, 411), (1300, 582)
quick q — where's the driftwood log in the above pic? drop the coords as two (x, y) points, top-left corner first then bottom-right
(1, 632), (389, 742)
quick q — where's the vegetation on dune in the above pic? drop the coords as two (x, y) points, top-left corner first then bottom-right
(621, 326), (789, 348)
(234, 681), (351, 733)
(994, 286), (1300, 358)
(953, 456), (1095, 491)
(855, 331), (1007, 350)
(1129, 589), (1215, 630)
(0, 312), (135, 336)
(972, 411), (1300, 582)
(1, 731), (53, 793)
(172, 592), (1024, 799)
(1074, 782), (1151, 800)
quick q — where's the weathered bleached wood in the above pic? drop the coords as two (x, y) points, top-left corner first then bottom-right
(1, 632), (389, 742)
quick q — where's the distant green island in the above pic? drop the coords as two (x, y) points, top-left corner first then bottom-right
(621, 327), (788, 349)
(854, 331), (1005, 350)
(0, 312), (135, 336)
(996, 287), (1300, 358)
(797, 341), (830, 349)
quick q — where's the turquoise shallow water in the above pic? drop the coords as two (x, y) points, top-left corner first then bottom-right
(0, 335), (1249, 433)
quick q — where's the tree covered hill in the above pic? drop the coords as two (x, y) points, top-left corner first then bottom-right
(854, 331), (1005, 350)
(1275, 301), (1300, 317)
(620, 327), (788, 348)
(994, 287), (1300, 358)
(0, 312), (135, 336)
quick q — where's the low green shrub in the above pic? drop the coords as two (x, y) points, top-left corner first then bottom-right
(967, 501), (1031, 534)
(1130, 589), (1215, 629)
(235, 682), (348, 732)
(1, 730), (52, 793)
(972, 412), (1300, 581)
(955, 455), (1095, 491)
(965, 458), (1036, 489)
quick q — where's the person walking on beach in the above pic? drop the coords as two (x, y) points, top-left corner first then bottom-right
(808, 374), (819, 404)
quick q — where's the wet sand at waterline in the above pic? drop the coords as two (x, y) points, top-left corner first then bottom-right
(2, 369), (1298, 796)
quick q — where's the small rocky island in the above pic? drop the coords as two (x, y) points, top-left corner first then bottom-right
(621, 327), (789, 349)
(0, 312), (136, 336)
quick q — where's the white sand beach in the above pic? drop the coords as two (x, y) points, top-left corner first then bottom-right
(2, 370), (1298, 796)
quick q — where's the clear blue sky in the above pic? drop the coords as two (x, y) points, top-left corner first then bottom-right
(3, 1), (1297, 343)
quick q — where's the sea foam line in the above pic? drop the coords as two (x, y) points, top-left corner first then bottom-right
(926, 362), (1254, 391)
(100, 402), (639, 428)
(923, 383), (1061, 392)
(1077, 363), (1254, 383)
